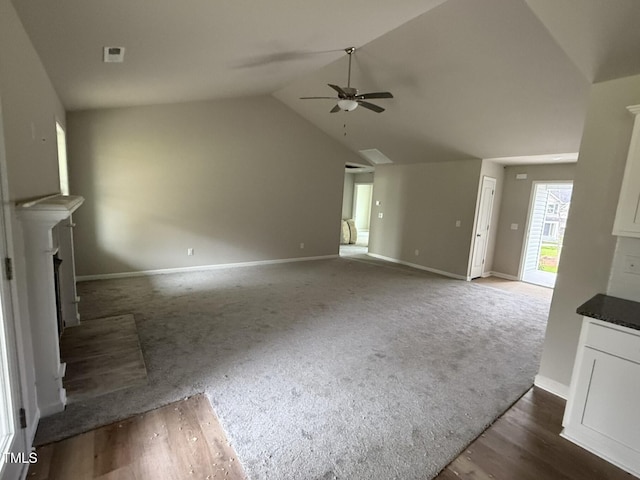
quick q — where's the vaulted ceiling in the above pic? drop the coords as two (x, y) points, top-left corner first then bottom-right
(13, 0), (640, 164)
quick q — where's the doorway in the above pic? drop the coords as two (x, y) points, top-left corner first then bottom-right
(521, 182), (573, 288)
(352, 183), (373, 248)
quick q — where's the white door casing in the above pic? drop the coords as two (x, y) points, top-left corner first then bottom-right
(0, 96), (29, 479)
(470, 176), (496, 279)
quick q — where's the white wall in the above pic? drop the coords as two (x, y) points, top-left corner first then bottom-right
(0, 0), (65, 201)
(68, 97), (364, 276)
(353, 172), (374, 184)
(608, 237), (640, 301)
(492, 163), (576, 278)
(353, 184), (373, 231)
(342, 173), (355, 220)
(0, 0), (66, 447)
(537, 74), (640, 393)
(368, 159), (482, 278)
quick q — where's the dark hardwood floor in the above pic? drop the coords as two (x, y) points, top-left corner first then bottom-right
(29, 387), (634, 479)
(59, 314), (148, 404)
(435, 387), (634, 480)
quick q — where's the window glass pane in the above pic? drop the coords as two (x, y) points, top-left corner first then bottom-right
(56, 122), (69, 195)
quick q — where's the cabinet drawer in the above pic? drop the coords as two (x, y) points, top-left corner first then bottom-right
(585, 321), (640, 363)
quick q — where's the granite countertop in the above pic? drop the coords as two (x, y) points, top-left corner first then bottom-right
(577, 293), (640, 331)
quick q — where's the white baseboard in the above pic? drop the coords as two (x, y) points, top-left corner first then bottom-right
(366, 253), (467, 280)
(534, 374), (569, 400)
(77, 254), (339, 282)
(490, 271), (520, 281)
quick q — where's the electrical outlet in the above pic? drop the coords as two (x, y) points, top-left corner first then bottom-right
(510, 223), (518, 230)
(378, 212), (384, 219)
(624, 255), (640, 275)
(414, 249), (419, 256)
(187, 248), (194, 256)
(300, 243), (305, 249)
(455, 220), (461, 227)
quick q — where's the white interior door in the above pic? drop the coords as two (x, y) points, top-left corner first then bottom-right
(0, 97), (28, 479)
(470, 176), (496, 279)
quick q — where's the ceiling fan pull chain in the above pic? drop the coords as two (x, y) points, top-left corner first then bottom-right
(347, 50), (352, 88)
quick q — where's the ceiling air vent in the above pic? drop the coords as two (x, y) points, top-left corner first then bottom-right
(358, 148), (393, 165)
(103, 46), (125, 63)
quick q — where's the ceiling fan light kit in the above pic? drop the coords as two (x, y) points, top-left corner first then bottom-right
(337, 99), (358, 111)
(300, 47), (393, 113)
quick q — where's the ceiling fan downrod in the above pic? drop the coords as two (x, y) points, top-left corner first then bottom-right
(345, 47), (355, 88)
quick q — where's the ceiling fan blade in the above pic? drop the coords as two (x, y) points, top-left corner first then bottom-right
(357, 100), (385, 113)
(357, 91), (394, 100)
(328, 84), (347, 97)
(299, 96), (338, 100)
(330, 104), (341, 113)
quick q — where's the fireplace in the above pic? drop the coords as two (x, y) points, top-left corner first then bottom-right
(53, 253), (64, 337)
(17, 194), (84, 416)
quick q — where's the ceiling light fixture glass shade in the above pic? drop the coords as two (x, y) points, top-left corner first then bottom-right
(337, 99), (358, 111)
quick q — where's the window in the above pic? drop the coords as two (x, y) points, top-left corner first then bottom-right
(543, 221), (558, 238)
(56, 122), (69, 195)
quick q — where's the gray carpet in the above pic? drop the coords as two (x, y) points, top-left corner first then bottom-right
(36, 257), (550, 480)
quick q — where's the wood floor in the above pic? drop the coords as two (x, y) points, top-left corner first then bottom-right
(30, 387), (634, 480)
(473, 276), (554, 301)
(435, 388), (634, 480)
(28, 395), (246, 480)
(60, 314), (148, 403)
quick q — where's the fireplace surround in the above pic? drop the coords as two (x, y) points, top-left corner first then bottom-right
(17, 194), (84, 416)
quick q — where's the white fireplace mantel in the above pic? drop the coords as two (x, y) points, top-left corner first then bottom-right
(17, 194), (84, 416)
(18, 194), (84, 225)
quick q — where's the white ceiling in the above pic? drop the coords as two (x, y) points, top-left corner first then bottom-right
(12, 0), (447, 110)
(13, 0), (640, 165)
(524, 0), (640, 83)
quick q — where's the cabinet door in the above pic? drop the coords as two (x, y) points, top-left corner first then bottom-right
(563, 347), (640, 476)
(613, 105), (640, 237)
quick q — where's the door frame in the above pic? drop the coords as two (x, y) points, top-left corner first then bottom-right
(0, 96), (29, 480)
(517, 180), (573, 281)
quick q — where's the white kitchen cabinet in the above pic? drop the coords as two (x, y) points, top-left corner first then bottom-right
(613, 105), (640, 237)
(562, 317), (640, 477)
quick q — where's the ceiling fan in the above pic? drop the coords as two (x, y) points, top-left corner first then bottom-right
(300, 47), (393, 113)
